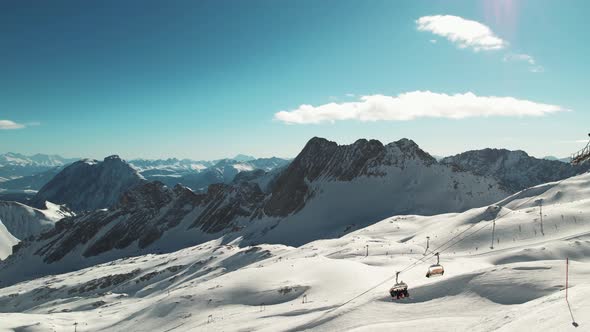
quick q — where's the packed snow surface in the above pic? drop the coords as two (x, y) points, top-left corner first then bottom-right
(1, 173), (590, 331)
(0, 201), (71, 241)
(0, 220), (18, 260)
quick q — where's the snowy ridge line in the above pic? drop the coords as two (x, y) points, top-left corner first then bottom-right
(400, 177), (570, 274)
(292, 177), (571, 331)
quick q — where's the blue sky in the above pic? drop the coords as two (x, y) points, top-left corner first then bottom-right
(1, 0), (588, 160)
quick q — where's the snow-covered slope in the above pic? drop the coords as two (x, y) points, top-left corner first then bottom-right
(0, 201), (73, 240)
(30, 155), (146, 213)
(1, 172), (589, 331)
(0, 220), (18, 260)
(441, 148), (589, 192)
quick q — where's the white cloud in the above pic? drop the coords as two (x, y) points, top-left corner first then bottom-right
(429, 39), (437, 44)
(274, 91), (566, 124)
(0, 120), (26, 130)
(529, 65), (545, 73)
(416, 15), (506, 51)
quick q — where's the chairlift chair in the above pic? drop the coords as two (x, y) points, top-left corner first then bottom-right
(389, 272), (409, 300)
(426, 252), (444, 278)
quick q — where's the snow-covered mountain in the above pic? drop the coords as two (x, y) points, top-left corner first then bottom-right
(30, 155), (146, 213)
(441, 148), (590, 193)
(128, 158), (212, 174)
(1, 171), (589, 331)
(263, 137), (507, 218)
(0, 137), (510, 284)
(0, 153), (77, 182)
(0, 153), (77, 168)
(0, 201), (73, 241)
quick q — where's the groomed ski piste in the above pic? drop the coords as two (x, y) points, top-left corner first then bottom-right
(1, 173), (590, 331)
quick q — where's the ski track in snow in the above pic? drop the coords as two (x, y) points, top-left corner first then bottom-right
(1, 173), (590, 331)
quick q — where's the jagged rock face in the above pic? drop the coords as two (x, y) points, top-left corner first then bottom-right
(30, 182), (192, 262)
(264, 137), (438, 217)
(19, 180), (264, 265)
(440, 149), (590, 193)
(233, 169), (266, 184)
(190, 182), (265, 233)
(30, 156), (146, 213)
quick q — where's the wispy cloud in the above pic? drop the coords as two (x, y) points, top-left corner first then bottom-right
(274, 91), (566, 124)
(416, 15), (506, 51)
(0, 120), (26, 130)
(559, 139), (589, 144)
(504, 53), (544, 73)
(504, 53), (535, 65)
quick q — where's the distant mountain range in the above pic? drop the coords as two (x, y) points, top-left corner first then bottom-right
(131, 157), (290, 191)
(0, 153), (77, 185)
(0, 153), (290, 200)
(0, 152), (78, 168)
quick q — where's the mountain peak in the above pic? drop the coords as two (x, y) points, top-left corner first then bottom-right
(233, 154), (256, 162)
(31, 155), (146, 212)
(104, 155), (122, 162)
(302, 137), (338, 152)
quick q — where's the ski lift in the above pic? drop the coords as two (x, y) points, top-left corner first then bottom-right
(426, 252), (444, 278)
(570, 133), (590, 165)
(389, 272), (409, 300)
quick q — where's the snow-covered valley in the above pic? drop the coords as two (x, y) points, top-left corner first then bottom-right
(1, 171), (589, 331)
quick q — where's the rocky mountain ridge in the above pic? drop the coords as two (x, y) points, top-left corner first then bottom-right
(0, 137), (511, 284)
(441, 148), (590, 192)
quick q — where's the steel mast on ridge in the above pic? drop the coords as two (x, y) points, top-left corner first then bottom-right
(571, 133), (590, 165)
